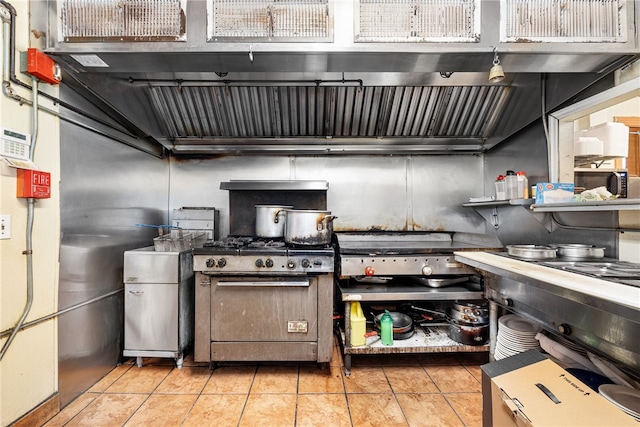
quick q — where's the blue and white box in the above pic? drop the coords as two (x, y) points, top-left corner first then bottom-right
(535, 183), (576, 204)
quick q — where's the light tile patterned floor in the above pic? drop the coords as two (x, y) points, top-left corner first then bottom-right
(43, 339), (487, 427)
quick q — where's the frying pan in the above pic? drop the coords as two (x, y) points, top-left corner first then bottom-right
(410, 305), (488, 325)
(372, 311), (415, 340)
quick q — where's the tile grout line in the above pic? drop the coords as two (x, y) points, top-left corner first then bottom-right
(121, 363), (175, 426)
(235, 364), (258, 427)
(177, 366), (215, 426)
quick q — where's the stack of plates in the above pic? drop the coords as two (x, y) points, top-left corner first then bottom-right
(549, 333), (588, 356)
(598, 384), (640, 421)
(494, 314), (542, 360)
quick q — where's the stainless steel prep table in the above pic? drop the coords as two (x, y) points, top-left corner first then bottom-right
(455, 251), (640, 375)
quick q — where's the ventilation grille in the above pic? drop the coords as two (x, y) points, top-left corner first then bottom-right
(356, 0), (479, 42)
(502, 0), (627, 42)
(208, 0), (331, 41)
(59, 0), (185, 42)
(147, 85), (508, 140)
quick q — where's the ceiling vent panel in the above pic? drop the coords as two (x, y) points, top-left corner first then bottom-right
(147, 84), (509, 141)
(356, 0), (480, 42)
(58, 0), (186, 42)
(208, 0), (332, 41)
(501, 0), (627, 42)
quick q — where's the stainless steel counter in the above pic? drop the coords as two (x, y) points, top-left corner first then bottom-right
(455, 251), (640, 375)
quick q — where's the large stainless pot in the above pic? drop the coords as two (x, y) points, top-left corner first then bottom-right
(284, 209), (337, 245)
(255, 205), (293, 238)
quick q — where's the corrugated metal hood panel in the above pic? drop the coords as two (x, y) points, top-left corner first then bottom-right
(149, 84), (509, 140)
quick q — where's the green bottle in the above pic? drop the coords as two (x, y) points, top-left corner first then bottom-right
(380, 310), (393, 346)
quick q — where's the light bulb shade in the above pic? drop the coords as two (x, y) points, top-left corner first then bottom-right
(489, 63), (505, 83)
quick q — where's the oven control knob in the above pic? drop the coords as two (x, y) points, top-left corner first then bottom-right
(364, 266), (375, 276)
(206, 258), (216, 268)
(287, 260), (296, 269)
(558, 323), (572, 335)
(255, 259), (264, 268)
(265, 258), (274, 268)
(218, 258), (226, 268)
(421, 266), (433, 276)
(301, 259), (311, 268)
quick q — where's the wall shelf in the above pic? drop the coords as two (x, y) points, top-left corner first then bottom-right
(574, 155), (621, 168)
(463, 199), (541, 230)
(464, 197), (639, 231)
(530, 198), (640, 212)
(463, 198), (534, 208)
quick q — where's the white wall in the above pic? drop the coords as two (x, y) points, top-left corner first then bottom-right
(0, 1), (61, 424)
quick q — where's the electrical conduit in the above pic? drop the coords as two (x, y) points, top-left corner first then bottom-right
(0, 66), (39, 360)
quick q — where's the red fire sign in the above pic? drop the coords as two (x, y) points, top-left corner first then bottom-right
(17, 169), (51, 198)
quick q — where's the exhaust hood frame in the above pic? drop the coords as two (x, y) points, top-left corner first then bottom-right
(40, 0), (639, 156)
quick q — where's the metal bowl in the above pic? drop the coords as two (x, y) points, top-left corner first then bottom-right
(506, 245), (557, 260)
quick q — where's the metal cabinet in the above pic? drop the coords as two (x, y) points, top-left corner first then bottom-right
(123, 247), (194, 368)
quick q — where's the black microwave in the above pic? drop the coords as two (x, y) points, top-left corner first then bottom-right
(574, 169), (628, 198)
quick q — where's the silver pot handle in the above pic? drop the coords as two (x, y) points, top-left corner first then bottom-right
(317, 215), (337, 231)
(273, 209), (286, 224)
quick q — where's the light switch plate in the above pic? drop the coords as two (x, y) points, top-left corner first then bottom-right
(0, 215), (11, 239)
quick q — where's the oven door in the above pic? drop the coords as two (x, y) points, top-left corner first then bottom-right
(210, 276), (318, 342)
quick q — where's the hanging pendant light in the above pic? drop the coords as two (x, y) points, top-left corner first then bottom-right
(489, 47), (505, 83)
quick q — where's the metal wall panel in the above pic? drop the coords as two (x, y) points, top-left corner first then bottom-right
(168, 155), (486, 236)
(58, 86), (170, 407)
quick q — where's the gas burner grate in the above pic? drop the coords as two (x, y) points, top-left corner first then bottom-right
(203, 236), (254, 248)
(248, 240), (286, 248)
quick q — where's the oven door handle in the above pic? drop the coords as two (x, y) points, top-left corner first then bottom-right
(217, 280), (310, 287)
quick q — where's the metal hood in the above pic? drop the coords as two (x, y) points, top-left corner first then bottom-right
(40, 0), (639, 156)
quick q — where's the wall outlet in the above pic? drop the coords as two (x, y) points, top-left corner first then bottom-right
(0, 215), (11, 239)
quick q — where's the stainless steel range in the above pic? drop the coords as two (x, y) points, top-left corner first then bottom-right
(193, 238), (335, 364)
(193, 181), (335, 365)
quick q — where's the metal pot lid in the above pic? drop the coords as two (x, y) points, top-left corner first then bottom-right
(550, 244), (606, 259)
(506, 245), (557, 260)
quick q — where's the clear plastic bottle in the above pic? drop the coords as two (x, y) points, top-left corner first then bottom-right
(380, 310), (393, 346)
(505, 170), (518, 199)
(494, 175), (506, 200)
(516, 171), (529, 199)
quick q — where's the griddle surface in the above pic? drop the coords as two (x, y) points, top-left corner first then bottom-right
(338, 241), (501, 255)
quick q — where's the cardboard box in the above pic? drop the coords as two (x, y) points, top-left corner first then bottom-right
(481, 350), (637, 426)
(535, 183), (576, 204)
